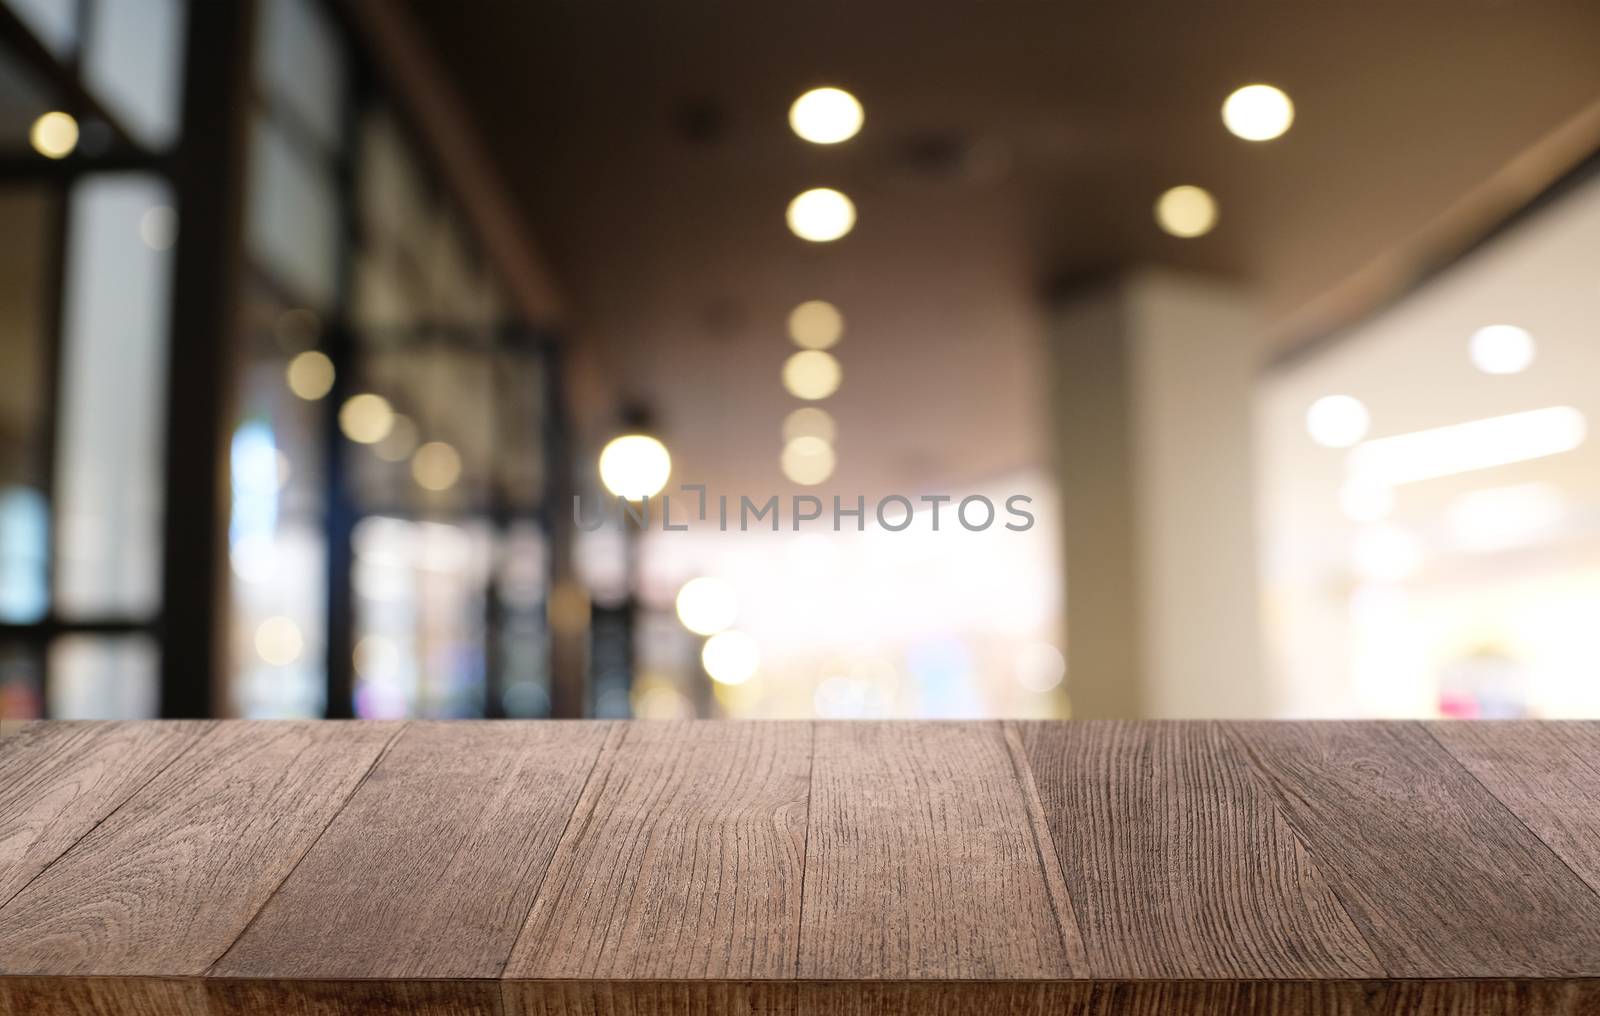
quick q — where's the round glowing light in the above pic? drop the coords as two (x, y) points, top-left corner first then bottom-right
(29, 111), (79, 159)
(1154, 185), (1218, 238)
(786, 187), (855, 242)
(701, 630), (759, 685)
(1339, 479), (1394, 524)
(633, 680), (693, 720)
(339, 393), (394, 444)
(1014, 641), (1066, 693)
(675, 576), (739, 635)
(789, 87), (864, 144)
(374, 413), (418, 462)
(1222, 84), (1295, 141)
(783, 406), (836, 444)
(285, 351), (335, 400)
(1469, 324), (1536, 375)
(788, 299), (844, 349)
(254, 616), (304, 666)
(781, 436), (836, 486)
(782, 349), (842, 400)
(598, 434), (671, 499)
(139, 206), (178, 250)
(412, 441), (461, 491)
(353, 634), (400, 678)
(1306, 394), (1370, 449)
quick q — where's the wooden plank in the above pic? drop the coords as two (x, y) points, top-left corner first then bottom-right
(0, 976), (210, 1016)
(1012, 720), (1381, 979)
(504, 980), (797, 1016)
(1227, 721), (1600, 977)
(1427, 721), (1600, 897)
(0, 721), (208, 908)
(0, 720), (400, 976)
(503, 721), (810, 980)
(206, 978), (504, 1016)
(213, 720), (613, 980)
(797, 721), (1077, 980)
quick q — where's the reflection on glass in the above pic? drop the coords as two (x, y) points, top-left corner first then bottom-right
(48, 635), (158, 719)
(54, 175), (174, 618)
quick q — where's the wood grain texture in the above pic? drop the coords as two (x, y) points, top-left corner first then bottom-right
(206, 979), (504, 1016)
(503, 981), (797, 1016)
(1226, 721), (1600, 977)
(1427, 721), (1600, 898)
(1013, 720), (1382, 980)
(0, 721), (400, 976)
(504, 721), (810, 980)
(0, 721), (207, 908)
(0, 976), (210, 1016)
(798, 721), (1075, 980)
(214, 721), (612, 980)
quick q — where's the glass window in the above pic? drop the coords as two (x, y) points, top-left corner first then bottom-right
(247, 116), (340, 309)
(48, 634), (159, 719)
(0, 643), (43, 722)
(82, 0), (188, 149)
(54, 174), (174, 619)
(2, 0), (77, 60)
(255, 0), (344, 151)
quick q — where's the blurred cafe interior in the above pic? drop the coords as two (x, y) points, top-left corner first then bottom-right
(2, 0), (1600, 726)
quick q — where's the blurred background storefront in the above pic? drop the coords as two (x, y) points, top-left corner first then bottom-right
(1, 0), (1598, 725)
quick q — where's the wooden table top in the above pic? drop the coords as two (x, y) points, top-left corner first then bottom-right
(2, 720), (1598, 1015)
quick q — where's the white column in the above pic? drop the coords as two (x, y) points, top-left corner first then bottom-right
(1050, 270), (1267, 718)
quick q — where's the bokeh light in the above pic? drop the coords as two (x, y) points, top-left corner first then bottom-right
(412, 441), (462, 491)
(29, 111), (78, 159)
(787, 299), (844, 350)
(702, 630), (759, 685)
(1469, 324), (1536, 375)
(786, 188), (856, 242)
(789, 87), (864, 144)
(783, 406), (837, 444)
(286, 351), (335, 400)
(675, 576), (739, 635)
(339, 393), (394, 444)
(781, 436), (836, 485)
(1222, 84), (1294, 141)
(599, 434), (672, 498)
(1305, 394), (1371, 448)
(1154, 185), (1218, 238)
(254, 616), (304, 666)
(782, 350), (842, 400)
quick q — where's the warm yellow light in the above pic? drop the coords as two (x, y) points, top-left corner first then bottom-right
(254, 616), (303, 666)
(339, 393), (394, 443)
(411, 441), (461, 491)
(598, 434), (671, 499)
(788, 300), (844, 349)
(789, 87), (863, 144)
(675, 576), (739, 636)
(632, 679), (693, 720)
(786, 188), (855, 242)
(701, 630), (759, 685)
(374, 413), (418, 462)
(782, 349), (842, 400)
(1154, 185), (1218, 238)
(29, 111), (78, 159)
(781, 436), (836, 486)
(285, 351), (335, 400)
(1469, 325), (1536, 375)
(1222, 84), (1294, 141)
(783, 406), (836, 444)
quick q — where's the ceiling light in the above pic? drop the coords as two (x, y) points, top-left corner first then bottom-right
(788, 300), (844, 349)
(1154, 185), (1218, 238)
(1445, 483), (1565, 553)
(598, 434), (671, 499)
(1222, 84), (1294, 141)
(789, 87), (863, 144)
(1348, 406), (1585, 486)
(1306, 395), (1370, 448)
(782, 350), (842, 400)
(675, 576), (739, 635)
(781, 435), (836, 485)
(1469, 325), (1536, 375)
(787, 188), (855, 242)
(29, 111), (78, 159)
(783, 406), (836, 444)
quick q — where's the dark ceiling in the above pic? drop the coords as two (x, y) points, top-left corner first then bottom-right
(405, 0), (1600, 494)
